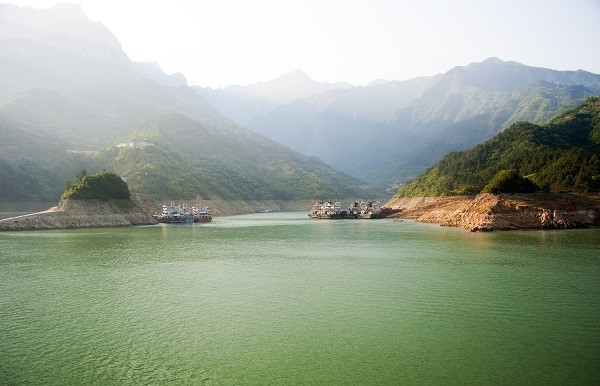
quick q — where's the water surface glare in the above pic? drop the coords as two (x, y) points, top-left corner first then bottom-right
(1, 212), (599, 384)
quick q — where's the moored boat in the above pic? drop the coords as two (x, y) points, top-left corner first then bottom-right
(309, 199), (394, 219)
(191, 204), (212, 223)
(164, 203), (192, 223)
(308, 201), (323, 219)
(357, 200), (382, 219)
(153, 202), (195, 224)
(308, 201), (343, 219)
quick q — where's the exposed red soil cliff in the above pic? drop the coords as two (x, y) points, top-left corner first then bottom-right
(385, 193), (600, 231)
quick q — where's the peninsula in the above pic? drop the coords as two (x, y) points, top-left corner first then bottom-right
(0, 171), (156, 231)
(384, 98), (600, 231)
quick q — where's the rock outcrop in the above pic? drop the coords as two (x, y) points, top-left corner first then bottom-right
(0, 199), (156, 231)
(385, 193), (600, 231)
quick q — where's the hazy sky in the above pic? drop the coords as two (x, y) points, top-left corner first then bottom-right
(6, 0), (600, 88)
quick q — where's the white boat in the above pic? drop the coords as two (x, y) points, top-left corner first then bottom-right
(308, 199), (387, 219)
(156, 202), (193, 223)
(191, 204), (212, 223)
(355, 200), (382, 219)
(308, 201), (342, 219)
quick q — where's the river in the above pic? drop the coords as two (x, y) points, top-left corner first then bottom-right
(1, 212), (599, 384)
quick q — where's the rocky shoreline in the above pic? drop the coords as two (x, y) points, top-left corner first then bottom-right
(0, 199), (156, 231)
(385, 193), (600, 231)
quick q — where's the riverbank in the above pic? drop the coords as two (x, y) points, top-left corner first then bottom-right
(385, 193), (600, 231)
(0, 199), (156, 231)
(0, 198), (318, 224)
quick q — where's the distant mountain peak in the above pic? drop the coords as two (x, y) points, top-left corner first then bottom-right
(0, 3), (122, 50)
(45, 3), (87, 16)
(133, 61), (188, 87)
(463, 57), (514, 71)
(277, 69), (312, 82)
(481, 57), (504, 64)
(368, 79), (391, 87)
(264, 70), (316, 89)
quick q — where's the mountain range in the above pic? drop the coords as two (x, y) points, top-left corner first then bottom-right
(1, 3), (599, 208)
(208, 58), (600, 189)
(395, 97), (600, 197)
(193, 70), (353, 126)
(0, 4), (376, 206)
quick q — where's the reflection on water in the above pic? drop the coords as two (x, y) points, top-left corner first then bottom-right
(1, 212), (599, 384)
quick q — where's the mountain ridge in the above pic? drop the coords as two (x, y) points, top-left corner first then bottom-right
(395, 97), (600, 197)
(229, 58), (600, 189)
(0, 3), (121, 50)
(0, 4), (379, 207)
(193, 69), (354, 125)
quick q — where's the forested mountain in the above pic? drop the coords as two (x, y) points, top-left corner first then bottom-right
(229, 58), (600, 189)
(0, 4), (376, 203)
(99, 113), (372, 201)
(3, 4), (599, 206)
(395, 97), (600, 197)
(370, 58), (600, 184)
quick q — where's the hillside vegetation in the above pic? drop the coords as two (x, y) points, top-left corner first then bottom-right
(98, 113), (373, 200)
(396, 97), (600, 197)
(62, 170), (130, 200)
(233, 58), (600, 188)
(0, 4), (379, 204)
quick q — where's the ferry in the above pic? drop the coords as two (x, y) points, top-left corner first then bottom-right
(152, 202), (212, 223)
(309, 200), (397, 219)
(308, 201), (343, 219)
(191, 204), (212, 223)
(348, 200), (383, 219)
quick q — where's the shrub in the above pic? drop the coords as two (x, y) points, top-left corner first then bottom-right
(61, 170), (130, 200)
(482, 169), (539, 194)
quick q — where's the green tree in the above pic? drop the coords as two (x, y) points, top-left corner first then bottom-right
(75, 169), (87, 184)
(61, 170), (130, 200)
(482, 169), (539, 194)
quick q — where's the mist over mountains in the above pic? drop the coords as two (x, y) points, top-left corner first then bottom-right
(1, 3), (599, 206)
(395, 97), (600, 197)
(211, 58), (600, 189)
(0, 4), (375, 204)
(193, 70), (353, 126)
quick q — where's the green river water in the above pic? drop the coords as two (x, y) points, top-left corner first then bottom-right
(1, 212), (599, 385)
